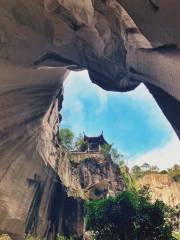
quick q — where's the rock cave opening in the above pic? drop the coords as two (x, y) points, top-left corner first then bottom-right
(0, 0), (180, 239)
(60, 70), (180, 170)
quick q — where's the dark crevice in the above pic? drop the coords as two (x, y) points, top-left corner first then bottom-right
(125, 28), (139, 34)
(44, 177), (84, 240)
(146, 44), (178, 53)
(33, 52), (81, 68)
(45, 177), (63, 240)
(148, 0), (159, 11)
(25, 175), (44, 235)
(54, 6), (81, 31)
(129, 67), (148, 77)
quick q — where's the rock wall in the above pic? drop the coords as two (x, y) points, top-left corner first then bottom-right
(0, 0), (180, 239)
(0, 1), (180, 135)
(0, 66), (66, 239)
(138, 173), (180, 206)
(58, 149), (125, 200)
(56, 150), (125, 238)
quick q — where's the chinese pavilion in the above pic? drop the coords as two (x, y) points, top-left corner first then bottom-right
(83, 132), (108, 152)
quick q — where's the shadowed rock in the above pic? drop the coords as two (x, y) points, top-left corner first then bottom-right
(0, 0), (180, 239)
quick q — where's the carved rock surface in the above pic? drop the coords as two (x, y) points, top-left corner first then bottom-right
(0, 0), (180, 239)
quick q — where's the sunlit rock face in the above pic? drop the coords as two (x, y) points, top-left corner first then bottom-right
(0, 0), (180, 239)
(58, 149), (125, 200)
(0, 0), (180, 132)
(138, 173), (180, 207)
(0, 66), (67, 239)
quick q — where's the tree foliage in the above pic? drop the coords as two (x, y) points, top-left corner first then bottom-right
(132, 163), (180, 182)
(75, 134), (88, 152)
(100, 144), (124, 164)
(85, 190), (175, 240)
(131, 165), (144, 179)
(168, 165), (180, 182)
(131, 163), (160, 179)
(59, 128), (74, 150)
(111, 148), (124, 163)
(100, 144), (112, 157)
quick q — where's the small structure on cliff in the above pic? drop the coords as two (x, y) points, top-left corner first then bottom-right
(56, 133), (125, 239)
(83, 132), (108, 152)
(69, 132), (111, 162)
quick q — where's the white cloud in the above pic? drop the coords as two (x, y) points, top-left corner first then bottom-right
(61, 71), (180, 170)
(126, 83), (153, 102)
(126, 83), (172, 131)
(64, 70), (108, 103)
(61, 70), (108, 133)
(129, 133), (180, 170)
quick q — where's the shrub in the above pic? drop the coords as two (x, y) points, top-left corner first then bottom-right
(85, 190), (175, 240)
(100, 144), (112, 157)
(75, 134), (88, 152)
(169, 169), (180, 182)
(59, 128), (74, 150)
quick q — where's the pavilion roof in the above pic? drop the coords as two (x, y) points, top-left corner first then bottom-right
(83, 132), (108, 145)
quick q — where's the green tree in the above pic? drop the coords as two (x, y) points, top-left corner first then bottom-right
(75, 134), (88, 152)
(168, 166), (180, 182)
(131, 165), (144, 179)
(100, 144), (112, 157)
(172, 164), (180, 170)
(111, 148), (124, 163)
(85, 191), (175, 240)
(59, 128), (74, 150)
(150, 165), (159, 172)
(165, 204), (180, 232)
(141, 163), (151, 171)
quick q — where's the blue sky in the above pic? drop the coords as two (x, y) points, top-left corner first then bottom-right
(61, 71), (180, 169)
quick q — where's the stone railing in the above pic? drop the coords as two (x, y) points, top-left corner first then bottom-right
(69, 151), (105, 162)
(58, 145), (107, 163)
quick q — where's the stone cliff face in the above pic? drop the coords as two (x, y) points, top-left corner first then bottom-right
(55, 151), (125, 238)
(0, 1), (180, 134)
(0, 76), (64, 240)
(138, 173), (180, 206)
(0, 0), (180, 239)
(58, 149), (125, 200)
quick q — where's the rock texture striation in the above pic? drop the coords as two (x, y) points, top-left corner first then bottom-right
(54, 150), (125, 238)
(138, 173), (180, 206)
(0, 0), (180, 239)
(58, 148), (125, 200)
(0, 67), (65, 239)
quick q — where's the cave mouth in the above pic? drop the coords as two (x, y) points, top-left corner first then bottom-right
(60, 70), (180, 170)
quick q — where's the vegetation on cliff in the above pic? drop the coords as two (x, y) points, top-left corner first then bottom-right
(85, 190), (179, 240)
(58, 128), (180, 239)
(58, 128), (123, 163)
(59, 128), (74, 150)
(168, 165), (180, 182)
(131, 163), (180, 182)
